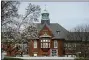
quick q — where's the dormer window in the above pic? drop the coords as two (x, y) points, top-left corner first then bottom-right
(56, 30), (60, 35)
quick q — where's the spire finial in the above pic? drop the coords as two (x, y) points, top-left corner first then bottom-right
(45, 4), (46, 11)
(43, 4), (48, 13)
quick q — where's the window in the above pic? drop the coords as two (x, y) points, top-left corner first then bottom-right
(56, 31), (60, 35)
(54, 40), (58, 48)
(46, 40), (48, 42)
(66, 43), (77, 50)
(22, 44), (28, 54)
(49, 43), (50, 48)
(42, 43), (48, 48)
(43, 40), (45, 42)
(51, 49), (58, 56)
(41, 40), (43, 42)
(41, 38), (50, 48)
(41, 43), (42, 48)
(64, 43), (68, 50)
(74, 43), (76, 47)
(43, 43), (46, 48)
(45, 43), (48, 48)
(34, 40), (37, 48)
(67, 43), (71, 50)
(68, 43), (71, 47)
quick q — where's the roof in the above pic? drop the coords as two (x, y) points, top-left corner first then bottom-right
(65, 32), (89, 41)
(2, 22), (89, 41)
(36, 23), (69, 39)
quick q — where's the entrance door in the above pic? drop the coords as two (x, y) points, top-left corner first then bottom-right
(50, 49), (58, 56)
(34, 53), (37, 57)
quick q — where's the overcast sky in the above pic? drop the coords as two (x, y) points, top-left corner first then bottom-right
(18, 2), (89, 31)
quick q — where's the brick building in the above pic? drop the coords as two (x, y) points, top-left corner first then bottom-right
(1, 9), (89, 57)
(28, 9), (68, 57)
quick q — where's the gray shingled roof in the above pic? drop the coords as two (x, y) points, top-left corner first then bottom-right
(66, 32), (89, 41)
(36, 23), (69, 39)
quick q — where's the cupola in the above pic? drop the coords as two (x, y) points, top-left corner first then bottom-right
(41, 5), (50, 25)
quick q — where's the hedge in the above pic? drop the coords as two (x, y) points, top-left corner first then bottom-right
(3, 57), (23, 60)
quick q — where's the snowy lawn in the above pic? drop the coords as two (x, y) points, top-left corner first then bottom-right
(7, 56), (75, 60)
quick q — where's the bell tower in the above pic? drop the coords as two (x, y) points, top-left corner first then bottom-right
(41, 5), (50, 25)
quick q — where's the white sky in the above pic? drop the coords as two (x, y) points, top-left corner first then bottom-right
(18, 2), (89, 31)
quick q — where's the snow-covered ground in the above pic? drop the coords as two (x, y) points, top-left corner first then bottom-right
(11, 56), (75, 60)
(2, 53), (75, 60)
(1, 52), (75, 60)
(2, 52), (75, 60)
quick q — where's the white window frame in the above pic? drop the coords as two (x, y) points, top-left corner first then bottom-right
(43, 43), (45, 48)
(34, 40), (37, 48)
(48, 40), (50, 42)
(54, 40), (58, 48)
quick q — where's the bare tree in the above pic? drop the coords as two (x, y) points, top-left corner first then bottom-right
(66, 24), (89, 58)
(1, 2), (41, 56)
(18, 3), (41, 56)
(1, 1), (20, 26)
(1, 1), (20, 44)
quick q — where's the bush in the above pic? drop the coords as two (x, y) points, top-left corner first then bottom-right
(3, 57), (23, 60)
(75, 57), (89, 60)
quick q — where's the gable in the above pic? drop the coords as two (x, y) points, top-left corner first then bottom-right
(37, 23), (69, 39)
(39, 24), (53, 37)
